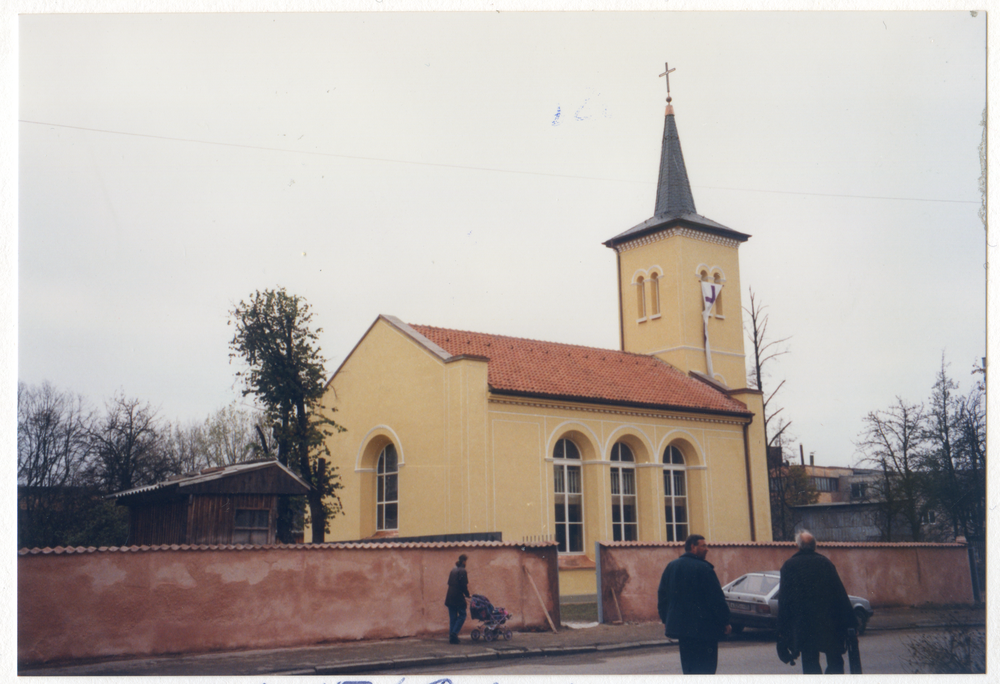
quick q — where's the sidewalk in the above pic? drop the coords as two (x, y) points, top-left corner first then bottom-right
(19, 604), (986, 677)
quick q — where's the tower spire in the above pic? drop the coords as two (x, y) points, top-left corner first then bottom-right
(653, 63), (696, 218)
(604, 63), (748, 250)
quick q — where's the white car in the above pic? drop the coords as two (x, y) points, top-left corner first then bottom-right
(721, 571), (875, 635)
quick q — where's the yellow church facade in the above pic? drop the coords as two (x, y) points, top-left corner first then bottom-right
(316, 90), (772, 596)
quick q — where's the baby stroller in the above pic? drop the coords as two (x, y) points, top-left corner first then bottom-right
(468, 594), (513, 642)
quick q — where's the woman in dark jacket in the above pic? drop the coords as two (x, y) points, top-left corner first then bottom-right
(444, 554), (471, 644)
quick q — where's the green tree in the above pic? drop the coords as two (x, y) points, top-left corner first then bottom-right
(229, 288), (345, 543)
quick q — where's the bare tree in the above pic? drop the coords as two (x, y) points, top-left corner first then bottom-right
(954, 381), (986, 541)
(164, 420), (210, 474)
(744, 288), (792, 449)
(923, 357), (984, 540)
(86, 393), (175, 494)
(17, 382), (91, 489)
(744, 287), (798, 540)
(164, 401), (277, 472)
(203, 401), (275, 465)
(17, 382), (94, 548)
(923, 358), (965, 538)
(856, 398), (928, 541)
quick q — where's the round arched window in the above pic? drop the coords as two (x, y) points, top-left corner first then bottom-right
(663, 445), (687, 542)
(553, 438), (582, 553)
(610, 443), (637, 541)
(376, 444), (398, 531)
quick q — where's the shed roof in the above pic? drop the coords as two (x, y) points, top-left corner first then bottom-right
(106, 459), (310, 501)
(393, 318), (751, 416)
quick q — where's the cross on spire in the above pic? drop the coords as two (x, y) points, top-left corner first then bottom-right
(659, 62), (676, 103)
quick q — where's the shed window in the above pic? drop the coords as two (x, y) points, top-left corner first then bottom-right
(234, 509), (270, 545)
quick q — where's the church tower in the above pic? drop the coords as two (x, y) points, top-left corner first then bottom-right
(604, 66), (751, 390)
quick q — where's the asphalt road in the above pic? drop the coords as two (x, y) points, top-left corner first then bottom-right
(366, 628), (935, 676)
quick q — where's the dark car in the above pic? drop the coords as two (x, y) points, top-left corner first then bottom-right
(722, 571), (875, 635)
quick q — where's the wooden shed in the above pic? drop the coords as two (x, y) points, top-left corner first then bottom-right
(107, 460), (310, 546)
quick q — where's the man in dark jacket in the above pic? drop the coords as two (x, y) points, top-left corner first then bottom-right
(778, 530), (857, 674)
(657, 534), (732, 674)
(444, 554), (471, 644)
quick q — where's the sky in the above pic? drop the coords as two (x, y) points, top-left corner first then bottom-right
(8, 7), (991, 471)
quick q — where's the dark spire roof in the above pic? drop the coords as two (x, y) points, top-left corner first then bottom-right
(654, 105), (697, 217)
(605, 103), (749, 248)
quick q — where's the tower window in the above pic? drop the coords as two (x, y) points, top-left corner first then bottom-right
(712, 273), (724, 317)
(663, 445), (688, 542)
(635, 276), (646, 321)
(553, 438), (583, 553)
(649, 273), (661, 317)
(610, 442), (637, 542)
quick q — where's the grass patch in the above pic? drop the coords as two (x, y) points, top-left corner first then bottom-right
(561, 602), (598, 623)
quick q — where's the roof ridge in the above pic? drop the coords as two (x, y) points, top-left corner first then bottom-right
(409, 323), (660, 360)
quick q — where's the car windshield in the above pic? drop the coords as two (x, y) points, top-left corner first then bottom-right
(730, 574), (780, 596)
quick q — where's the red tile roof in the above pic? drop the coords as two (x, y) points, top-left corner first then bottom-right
(408, 324), (750, 416)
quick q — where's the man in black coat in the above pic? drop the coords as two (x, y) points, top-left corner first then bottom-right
(444, 554), (471, 644)
(778, 530), (857, 674)
(657, 534), (732, 674)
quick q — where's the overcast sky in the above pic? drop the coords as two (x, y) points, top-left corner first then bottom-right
(11, 8), (990, 469)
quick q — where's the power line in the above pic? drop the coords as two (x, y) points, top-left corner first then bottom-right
(695, 184), (978, 205)
(21, 119), (980, 205)
(20, 119), (629, 184)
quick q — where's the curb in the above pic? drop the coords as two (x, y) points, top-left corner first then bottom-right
(278, 640), (676, 676)
(20, 619), (987, 676)
(284, 623), (988, 676)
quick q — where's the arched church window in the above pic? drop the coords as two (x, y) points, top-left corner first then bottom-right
(553, 438), (583, 553)
(663, 445), (687, 542)
(610, 442), (637, 541)
(376, 444), (399, 531)
(649, 273), (661, 317)
(635, 276), (646, 321)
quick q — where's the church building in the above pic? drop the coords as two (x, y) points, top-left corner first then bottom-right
(317, 74), (772, 596)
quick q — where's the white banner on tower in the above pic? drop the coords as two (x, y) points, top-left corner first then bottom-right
(701, 282), (723, 377)
(701, 281), (722, 315)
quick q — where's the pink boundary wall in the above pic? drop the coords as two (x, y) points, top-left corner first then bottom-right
(597, 541), (975, 624)
(18, 541), (560, 665)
